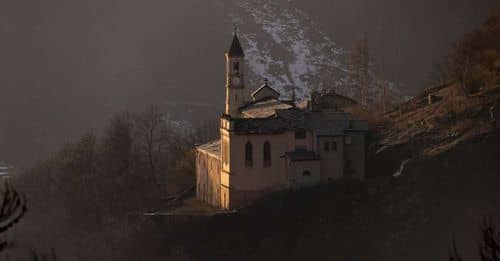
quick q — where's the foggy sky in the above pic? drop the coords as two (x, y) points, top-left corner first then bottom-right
(0, 0), (497, 168)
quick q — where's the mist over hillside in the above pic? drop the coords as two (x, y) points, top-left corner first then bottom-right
(0, 0), (497, 168)
(228, 0), (345, 99)
(0, 2), (498, 260)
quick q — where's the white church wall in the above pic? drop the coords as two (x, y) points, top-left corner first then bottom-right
(228, 132), (289, 191)
(224, 129), (316, 191)
(317, 136), (345, 181)
(288, 160), (321, 190)
(196, 152), (221, 207)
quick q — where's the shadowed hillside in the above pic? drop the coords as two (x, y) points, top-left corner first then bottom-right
(115, 130), (500, 261)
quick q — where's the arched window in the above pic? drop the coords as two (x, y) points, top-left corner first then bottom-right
(245, 141), (253, 167)
(234, 61), (240, 75)
(263, 141), (271, 167)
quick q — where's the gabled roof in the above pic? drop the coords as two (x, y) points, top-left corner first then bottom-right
(228, 33), (244, 57)
(251, 83), (280, 99)
(196, 140), (221, 159)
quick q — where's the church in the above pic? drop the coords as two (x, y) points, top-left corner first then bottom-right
(195, 33), (368, 210)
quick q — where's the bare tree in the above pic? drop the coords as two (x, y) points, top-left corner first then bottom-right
(0, 182), (27, 251)
(448, 239), (463, 261)
(428, 60), (450, 87)
(103, 112), (135, 175)
(348, 35), (372, 109)
(135, 106), (170, 192)
(479, 218), (500, 261)
(379, 78), (389, 113)
(448, 218), (500, 261)
(101, 111), (139, 215)
(447, 8), (500, 95)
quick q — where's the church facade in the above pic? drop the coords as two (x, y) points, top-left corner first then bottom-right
(196, 33), (368, 210)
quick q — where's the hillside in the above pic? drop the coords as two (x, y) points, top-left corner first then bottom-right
(112, 75), (500, 261)
(379, 82), (500, 157)
(227, 0), (345, 99)
(6, 57), (499, 261)
(5, 67), (500, 261)
(114, 129), (500, 261)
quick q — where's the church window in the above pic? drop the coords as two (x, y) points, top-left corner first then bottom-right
(331, 141), (337, 151)
(295, 130), (306, 139)
(245, 141), (253, 167)
(263, 141), (271, 167)
(324, 142), (330, 152)
(234, 61), (240, 75)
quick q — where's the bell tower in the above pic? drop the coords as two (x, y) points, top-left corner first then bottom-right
(225, 32), (245, 118)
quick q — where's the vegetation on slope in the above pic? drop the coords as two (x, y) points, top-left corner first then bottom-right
(3, 106), (216, 260)
(378, 8), (500, 157)
(114, 130), (500, 261)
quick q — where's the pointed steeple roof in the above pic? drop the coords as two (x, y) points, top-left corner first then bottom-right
(228, 33), (244, 57)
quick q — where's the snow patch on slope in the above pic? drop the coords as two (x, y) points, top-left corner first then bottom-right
(393, 159), (411, 178)
(229, 0), (345, 100)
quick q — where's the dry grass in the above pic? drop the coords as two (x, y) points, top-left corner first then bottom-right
(344, 104), (390, 132)
(379, 82), (500, 156)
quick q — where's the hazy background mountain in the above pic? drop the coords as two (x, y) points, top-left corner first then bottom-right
(0, 0), (497, 168)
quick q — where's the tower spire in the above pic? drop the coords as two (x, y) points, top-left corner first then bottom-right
(225, 29), (245, 118)
(228, 30), (244, 57)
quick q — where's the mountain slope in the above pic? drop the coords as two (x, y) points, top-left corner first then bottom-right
(226, 0), (345, 99)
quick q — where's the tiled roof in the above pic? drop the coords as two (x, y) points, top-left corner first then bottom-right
(240, 97), (293, 119)
(321, 91), (357, 103)
(306, 112), (349, 134)
(233, 117), (290, 134)
(275, 107), (306, 122)
(311, 90), (357, 111)
(233, 106), (370, 135)
(196, 140), (221, 159)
